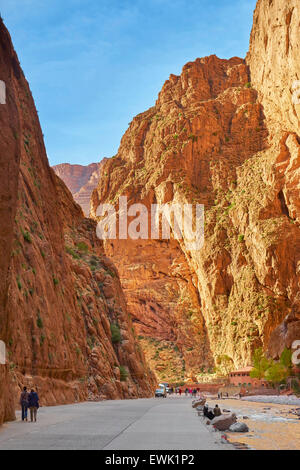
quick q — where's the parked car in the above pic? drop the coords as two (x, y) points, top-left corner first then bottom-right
(155, 388), (166, 398)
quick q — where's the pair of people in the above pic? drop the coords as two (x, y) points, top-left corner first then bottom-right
(203, 404), (221, 420)
(20, 387), (40, 422)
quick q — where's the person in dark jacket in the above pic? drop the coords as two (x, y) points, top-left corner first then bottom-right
(28, 389), (39, 422)
(213, 404), (222, 417)
(20, 386), (29, 422)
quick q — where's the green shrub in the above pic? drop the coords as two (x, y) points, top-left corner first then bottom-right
(76, 242), (88, 254)
(119, 366), (128, 382)
(37, 313), (43, 329)
(110, 323), (122, 343)
(188, 134), (198, 142)
(23, 230), (32, 243)
(238, 234), (245, 242)
(89, 257), (98, 266)
(65, 246), (80, 259)
(291, 379), (300, 396)
(52, 276), (59, 286)
(40, 334), (46, 346)
(245, 82), (252, 88)
(87, 336), (95, 350)
(106, 268), (116, 278)
(17, 276), (22, 290)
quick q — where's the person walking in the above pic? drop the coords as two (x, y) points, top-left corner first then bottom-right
(179, 388), (182, 396)
(28, 389), (39, 422)
(20, 386), (29, 422)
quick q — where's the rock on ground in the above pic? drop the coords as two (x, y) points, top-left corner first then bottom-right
(229, 422), (249, 432)
(211, 413), (237, 431)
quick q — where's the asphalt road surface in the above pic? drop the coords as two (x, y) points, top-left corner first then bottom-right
(0, 396), (233, 450)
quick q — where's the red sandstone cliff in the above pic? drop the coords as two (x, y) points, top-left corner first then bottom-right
(0, 19), (155, 426)
(90, 0), (300, 381)
(53, 162), (106, 216)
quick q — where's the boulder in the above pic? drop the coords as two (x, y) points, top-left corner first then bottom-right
(229, 422), (249, 433)
(211, 413), (237, 431)
(192, 398), (206, 408)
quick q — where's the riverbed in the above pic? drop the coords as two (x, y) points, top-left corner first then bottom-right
(205, 398), (300, 450)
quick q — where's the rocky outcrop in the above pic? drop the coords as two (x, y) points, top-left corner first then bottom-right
(246, 0), (300, 135)
(53, 162), (105, 216)
(268, 308), (300, 359)
(0, 19), (155, 426)
(91, 0), (300, 380)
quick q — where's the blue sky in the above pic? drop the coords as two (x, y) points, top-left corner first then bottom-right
(0, 0), (257, 166)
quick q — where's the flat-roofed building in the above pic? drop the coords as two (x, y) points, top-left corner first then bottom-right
(229, 366), (269, 388)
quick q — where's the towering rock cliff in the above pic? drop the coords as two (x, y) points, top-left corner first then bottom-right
(0, 19), (155, 426)
(247, 0), (300, 135)
(53, 162), (106, 216)
(246, 0), (300, 356)
(91, 0), (300, 381)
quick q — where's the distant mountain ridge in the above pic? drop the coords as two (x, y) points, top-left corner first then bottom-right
(53, 161), (107, 216)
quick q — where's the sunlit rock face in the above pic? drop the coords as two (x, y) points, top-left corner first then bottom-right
(91, 0), (300, 380)
(0, 19), (155, 426)
(53, 162), (107, 216)
(246, 0), (300, 359)
(247, 0), (300, 136)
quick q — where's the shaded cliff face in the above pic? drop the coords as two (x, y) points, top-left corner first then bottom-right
(0, 20), (20, 425)
(53, 162), (105, 216)
(91, 0), (300, 379)
(0, 20), (155, 426)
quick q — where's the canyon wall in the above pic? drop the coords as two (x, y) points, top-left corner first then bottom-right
(91, 0), (300, 381)
(0, 19), (155, 426)
(246, 0), (300, 357)
(247, 0), (300, 135)
(53, 162), (106, 216)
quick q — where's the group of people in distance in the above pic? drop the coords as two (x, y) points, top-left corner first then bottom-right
(203, 404), (221, 420)
(20, 387), (40, 422)
(184, 388), (200, 397)
(170, 387), (201, 397)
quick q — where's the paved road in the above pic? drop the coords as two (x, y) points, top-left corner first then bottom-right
(0, 396), (233, 450)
